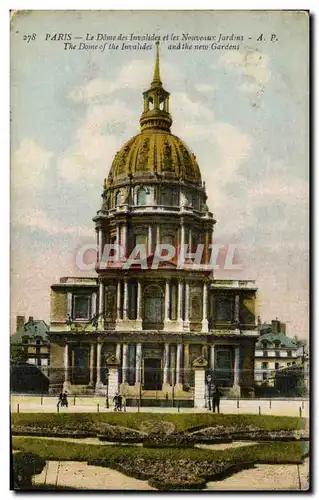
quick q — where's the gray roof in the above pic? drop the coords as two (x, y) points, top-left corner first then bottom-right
(256, 331), (297, 349)
(11, 319), (49, 344)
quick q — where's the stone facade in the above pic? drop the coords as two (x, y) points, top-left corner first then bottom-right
(48, 43), (259, 401)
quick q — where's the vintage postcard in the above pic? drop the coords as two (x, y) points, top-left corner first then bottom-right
(10, 10), (309, 491)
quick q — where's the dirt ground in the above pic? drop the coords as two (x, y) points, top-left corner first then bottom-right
(206, 458), (309, 491)
(32, 457), (309, 491)
(33, 460), (155, 490)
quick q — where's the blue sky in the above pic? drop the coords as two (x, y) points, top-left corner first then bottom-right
(10, 10), (309, 338)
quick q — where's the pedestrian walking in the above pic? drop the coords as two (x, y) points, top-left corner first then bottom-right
(57, 391), (63, 408)
(212, 385), (221, 414)
(118, 393), (123, 411)
(61, 391), (68, 408)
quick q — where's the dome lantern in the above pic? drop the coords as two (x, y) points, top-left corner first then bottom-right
(140, 42), (172, 133)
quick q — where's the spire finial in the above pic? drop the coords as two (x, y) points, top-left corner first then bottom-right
(152, 41), (161, 85)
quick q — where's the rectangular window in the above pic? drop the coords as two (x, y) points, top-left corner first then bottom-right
(216, 298), (233, 322)
(73, 295), (91, 320)
(261, 362), (268, 369)
(262, 372), (268, 381)
(263, 350), (268, 357)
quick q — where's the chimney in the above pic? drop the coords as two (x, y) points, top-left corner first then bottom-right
(271, 319), (281, 334)
(28, 316), (34, 323)
(16, 315), (25, 331)
(280, 322), (286, 335)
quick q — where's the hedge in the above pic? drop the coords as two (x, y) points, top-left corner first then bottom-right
(12, 451), (46, 489)
(11, 412), (305, 433)
(12, 437), (308, 490)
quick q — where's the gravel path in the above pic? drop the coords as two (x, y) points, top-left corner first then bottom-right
(33, 460), (155, 490)
(206, 458), (309, 491)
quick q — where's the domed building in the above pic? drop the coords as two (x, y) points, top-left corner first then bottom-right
(49, 43), (258, 403)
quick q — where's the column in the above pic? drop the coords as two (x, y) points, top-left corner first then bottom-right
(122, 343), (128, 383)
(164, 279), (170, 321)
(148, 225), (153, 255)
(177, 280), (183, 322)
(176, 344), (183, 385)
(96, 342), (102, 386)
(163, 343), (170, 385)
(188, 227), (192, 249)
(92, 292), (97, 317)
(116, 224), (120, 244)
(184, 344), (190, 384)
(67, 292), (72, 317)
(210, 345), (215, 370)
(234, 346), (240, 386)
(180, 223), (185, 248)
(121, 224), (127, 257)
(123, 279), (129, 320)
(116, 343), (121, 361)
(89, 343), (95, 385)
(98, 227), (103, 263)
(136, 343), (142, 384)
(98, 282), (104, 316)
(156, 224), (160, 245)
(184, 282), (190, 323)
(116, 280), (121, 320)
(64, 343), (69, 383)
(202, 282), (208, 332)
(137, 280), (142, 320)
(235, 294), (240, 323)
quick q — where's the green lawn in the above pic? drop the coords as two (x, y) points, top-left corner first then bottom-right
(11, 412), (305, 432)
(12, 436), (307, 464)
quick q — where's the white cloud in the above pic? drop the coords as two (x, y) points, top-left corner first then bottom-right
(11, 139), (53, 193)
(58, 100), (137, 185)
(220, 50), (271, 93)
(13, 208), (93, 238)
(69, 59), (183, 104)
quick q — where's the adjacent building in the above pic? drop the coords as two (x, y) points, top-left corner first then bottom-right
(10, 315), (50, 376)
(49, 43), (259, 400)
(254, 319), (299, 386)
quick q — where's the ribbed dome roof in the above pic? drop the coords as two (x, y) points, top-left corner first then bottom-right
(108, 130), (201, 186)
(106, 42), (202, 188)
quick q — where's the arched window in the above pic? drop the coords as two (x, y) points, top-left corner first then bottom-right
(135, 233), (147, 246)
(137, 188), (147, 206)
(115, 191), (122, 206)
(161, 187), (177, 206)
(162, 234), (173, 246)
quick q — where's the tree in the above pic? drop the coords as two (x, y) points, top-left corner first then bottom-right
(10, 344), (26, 363)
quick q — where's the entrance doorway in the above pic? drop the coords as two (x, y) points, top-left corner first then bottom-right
(72, 347), (90, 385)
(143, 358), (162, 390)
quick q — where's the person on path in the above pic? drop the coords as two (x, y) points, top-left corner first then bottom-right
(57, 391), (63, 408)
(212, 385), (221, 414)
(61, 391), (68, 408)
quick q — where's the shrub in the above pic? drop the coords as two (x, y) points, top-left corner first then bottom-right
(13, 451), (46, 489)
(149, 475), (206, 490)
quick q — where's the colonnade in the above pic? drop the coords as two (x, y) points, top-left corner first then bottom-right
(99, 277), (209, 330)
(96, 222), (213, 263)
(62, 341), (241, 390)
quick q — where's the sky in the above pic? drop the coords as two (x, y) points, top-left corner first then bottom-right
(10, 10), (309, 339)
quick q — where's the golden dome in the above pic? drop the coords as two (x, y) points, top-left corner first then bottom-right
(107, 42), (202, 188)
(108, 131), (201, 186)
